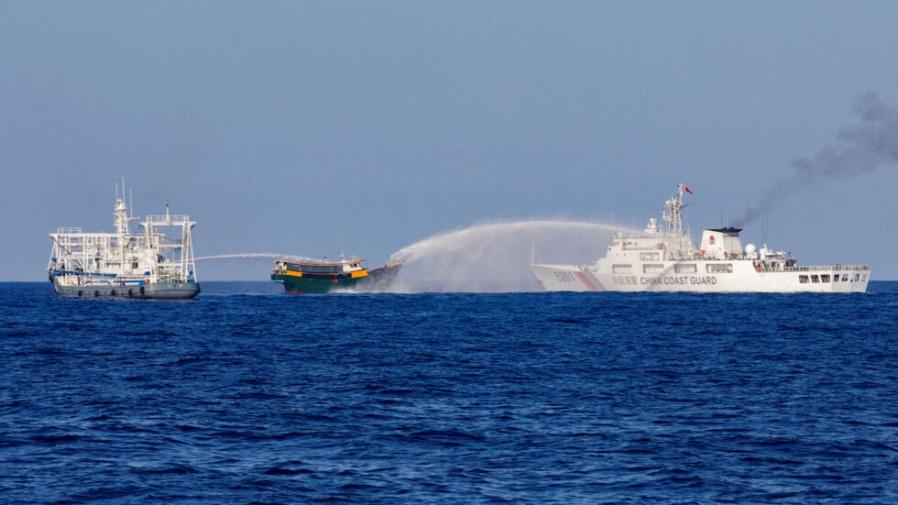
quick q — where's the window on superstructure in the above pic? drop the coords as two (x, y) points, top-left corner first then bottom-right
(299, 265), (340, 274)
(706, 264), (733, 274)
(799, 275), (809, 284)
(834, 275), (841, 282)
(612, 264), (632, 274)
(643, 264), (664, 274)
(842, 274), (849, 282)
(674, 264), (696, 274)
(639, 252), (660, 261)
(821, 274), (831, 283)
(811, 275), (819, 283)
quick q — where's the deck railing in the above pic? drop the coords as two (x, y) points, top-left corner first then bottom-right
(143, 215), (192, 224)
(784, 265), (870, 272)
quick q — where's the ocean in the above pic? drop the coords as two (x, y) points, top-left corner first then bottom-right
(2, 282), (898, 504)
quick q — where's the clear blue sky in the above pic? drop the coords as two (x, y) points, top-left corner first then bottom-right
(2, 1), (897, 281)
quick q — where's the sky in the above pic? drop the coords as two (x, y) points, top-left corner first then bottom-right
(2, 1), (898, 281)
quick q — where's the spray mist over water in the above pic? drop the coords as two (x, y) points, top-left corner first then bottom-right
(735, 92), (898, 226)
(388, 220), (633, 293)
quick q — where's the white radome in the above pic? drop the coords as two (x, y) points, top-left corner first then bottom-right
(531, 184), (870, 293)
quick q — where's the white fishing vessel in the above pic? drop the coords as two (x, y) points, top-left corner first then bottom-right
(531, 184), (870, 293)
(47, 186), (200, 299)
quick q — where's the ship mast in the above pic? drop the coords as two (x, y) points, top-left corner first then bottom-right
(662, 184), (686, 236)
(114, 181), (128, 277)
(661, 184), (695, 259)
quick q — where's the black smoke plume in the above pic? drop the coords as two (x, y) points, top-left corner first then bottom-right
(734, 92), (898, 226)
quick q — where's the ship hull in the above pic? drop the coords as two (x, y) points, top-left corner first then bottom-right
(530, 264), (604, 292)
(273, 264), (401, 294)
(532, 262), (870, 293)
(272, 273), (361, 294)
(52, 280), (201, 299)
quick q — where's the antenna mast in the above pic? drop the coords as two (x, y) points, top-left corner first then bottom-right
(662, 184), (687, 236)
(660, 184), (695, 259)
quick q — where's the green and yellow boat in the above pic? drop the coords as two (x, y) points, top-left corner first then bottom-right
(271, 257), (401, 294)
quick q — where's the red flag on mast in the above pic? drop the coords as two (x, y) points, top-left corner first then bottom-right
(683, 185), (693, 194)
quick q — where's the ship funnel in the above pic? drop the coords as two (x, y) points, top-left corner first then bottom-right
(700, 227), (743, 260)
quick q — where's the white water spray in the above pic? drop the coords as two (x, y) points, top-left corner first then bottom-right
(194, 253), (330, 282)
(388, 220), (632, 293)
(194, 221), (632, 292)
(195, 253), (321, 262)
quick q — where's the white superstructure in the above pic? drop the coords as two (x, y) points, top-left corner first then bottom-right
(48, 186), (199, 298)
(531, 184), (870, 293)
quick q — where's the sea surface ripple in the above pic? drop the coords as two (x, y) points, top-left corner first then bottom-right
(2, 282), (898, 504)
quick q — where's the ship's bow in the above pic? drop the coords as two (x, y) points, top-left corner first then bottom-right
(531, 263), (603, 292)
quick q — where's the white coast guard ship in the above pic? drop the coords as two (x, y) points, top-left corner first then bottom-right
(47, 187), (200, 299)
(531, 184), (870, 293)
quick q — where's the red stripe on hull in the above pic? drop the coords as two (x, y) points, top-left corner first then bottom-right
(575, 271), (602, 292)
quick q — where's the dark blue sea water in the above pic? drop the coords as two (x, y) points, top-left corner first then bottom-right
(2, 282), (898, 504)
